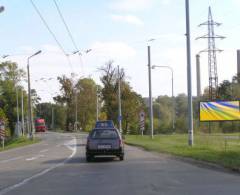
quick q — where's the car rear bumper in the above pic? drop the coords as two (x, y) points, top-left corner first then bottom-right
(86, 148), (124, 156)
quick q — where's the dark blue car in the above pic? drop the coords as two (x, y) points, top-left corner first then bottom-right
(86, 121), (124, 162)
(95, 120), (115, 128)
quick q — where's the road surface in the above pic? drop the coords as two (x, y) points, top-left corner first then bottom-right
(0, 132), (240, 195)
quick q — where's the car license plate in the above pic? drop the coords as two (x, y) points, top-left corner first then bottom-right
(98, 145), (111, 149)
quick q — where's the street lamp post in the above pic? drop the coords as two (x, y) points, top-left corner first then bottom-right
(147, 46), (154, 139)
(152, 65), (175, 131)
(51, 104), (54, 130)
(27, 50), (42, 139)
(96, 85), (99, 121)
(75, 90), (78, 131)
(74, 86), (82, 131)
(185, 0), (194, 146)
(21, 89), (25, 135)
(16, 87), (20, 136)
(118, 65), (122, 134)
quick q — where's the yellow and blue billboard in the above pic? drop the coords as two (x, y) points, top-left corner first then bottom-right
(200, 101), (240, 121)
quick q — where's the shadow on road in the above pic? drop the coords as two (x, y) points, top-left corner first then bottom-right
(42, 156), (120, 164)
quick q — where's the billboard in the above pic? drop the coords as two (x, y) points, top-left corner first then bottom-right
(200, 101), (240, 121)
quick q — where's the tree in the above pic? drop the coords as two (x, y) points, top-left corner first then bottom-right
(54, 75), (98, 131)
(0, 61), (27, 136)
(232, 74), (240, 99)
(36, 102), (66, 130)
(154, 96), (172, 133)
(54, 75), (75, 131)
(121, 82), (144, 134)
(99, 61), (119, 122)
(175, 94), (188, 133)
(76, 78), (98, 131)
(99, 61), (145, 134)
(0, 61), (25, 84)
(217, 80), (232, 100)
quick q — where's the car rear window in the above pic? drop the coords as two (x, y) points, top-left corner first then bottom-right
(95, 121), (114, 128)
(91, 129), (118, 139)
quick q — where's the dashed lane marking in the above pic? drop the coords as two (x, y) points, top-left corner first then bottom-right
(0, 137), (77, 195)
(0, 157), (23, 164)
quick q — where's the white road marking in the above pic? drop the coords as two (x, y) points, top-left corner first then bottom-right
(39, 149), (49, 153)
(0, 157), (23, 164)
(25, 154), (45, 161)
(0, 137), (77, 195)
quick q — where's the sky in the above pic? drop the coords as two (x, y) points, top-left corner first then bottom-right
(0, 0), (239, 102)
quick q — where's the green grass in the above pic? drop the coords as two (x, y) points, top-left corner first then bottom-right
(125, 134), (240, 170)
(0, 136), (40, 152)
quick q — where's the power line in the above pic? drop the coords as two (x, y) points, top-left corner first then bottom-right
(30, 0), (66, 55)
(53, 0), (79, 51)
(30, 0), (74, 74)
(52, 0), (84, 74)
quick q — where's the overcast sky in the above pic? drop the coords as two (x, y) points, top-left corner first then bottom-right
(0, 0), (239, 102)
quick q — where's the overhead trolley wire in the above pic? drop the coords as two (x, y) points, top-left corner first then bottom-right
(30, 0), (74, 73)
(53, 0), (79, 51)
(52, 0), (84, 75)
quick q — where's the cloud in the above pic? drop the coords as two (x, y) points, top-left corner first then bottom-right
(109, 0), (154, 12)
(18, 46), (35, 54)
(90, 41), (137, 60)
(111, 14), (144, 26)
(160, 0), (171, 5)
(41, 44), (62, 54)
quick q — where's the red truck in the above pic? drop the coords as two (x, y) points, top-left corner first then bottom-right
(35, 118), (47, 132)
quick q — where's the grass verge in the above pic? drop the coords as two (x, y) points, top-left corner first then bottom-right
(126, 134), (240, 171)
(0, 136), (40, 152)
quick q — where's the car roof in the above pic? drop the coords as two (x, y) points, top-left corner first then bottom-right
(92, 128), (117, 131)
(95, 120), (114, 128)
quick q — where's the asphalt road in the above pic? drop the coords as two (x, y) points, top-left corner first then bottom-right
(1, 132), (240, 195)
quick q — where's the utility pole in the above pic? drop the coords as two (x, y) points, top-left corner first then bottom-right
(237, 50), (240, 80)
(185, 0), (193, 146)
(118, 65), (122, 134)
(27, 50), (41, 139)
(27, 60), (32, 138)
(196, 54), (201, 97)
(96, 86), (99, 121)
(21, 89), (25, 135)
(16, 87), (19, 136)
(171, 70), (175, 130)
(51, 104), (54, 130)
(148, 46), (154, 139)
(75, 91), (78, 131)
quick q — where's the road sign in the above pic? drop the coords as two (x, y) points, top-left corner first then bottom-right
(0, 120), (5, 149)
(118, 115), (122, 122)
(139, 111), (145, 135)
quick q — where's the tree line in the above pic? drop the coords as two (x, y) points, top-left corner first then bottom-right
(1, 60), (240, 137)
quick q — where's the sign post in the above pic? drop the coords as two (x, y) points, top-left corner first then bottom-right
(0, 120), (5, 149)
(139, 111), (145, 136)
